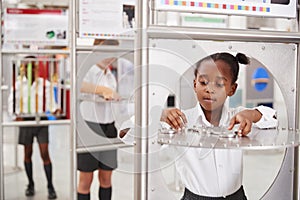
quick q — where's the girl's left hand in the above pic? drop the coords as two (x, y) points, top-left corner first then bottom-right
(228, 112), (252, 136)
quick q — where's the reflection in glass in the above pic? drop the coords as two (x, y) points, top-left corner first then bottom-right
(77, 56), (134, 200)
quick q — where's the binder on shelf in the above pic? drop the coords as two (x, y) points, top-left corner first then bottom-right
(10, 55), (70, 120)
(27, 61), (32, 114)
(12, 62), (16, 114)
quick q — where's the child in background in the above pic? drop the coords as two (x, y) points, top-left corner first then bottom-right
(77, 57), (120, 200)
(8, 56), (58, 199)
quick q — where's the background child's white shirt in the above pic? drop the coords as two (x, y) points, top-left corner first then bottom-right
(80, 64), (117, 124)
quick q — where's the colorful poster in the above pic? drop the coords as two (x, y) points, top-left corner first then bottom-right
(156, 0), (296, 18)
(4, 8), (68, 46)
(79, 0), (135, 39)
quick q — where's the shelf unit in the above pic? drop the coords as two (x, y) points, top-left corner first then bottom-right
(0, 1), (72, 199)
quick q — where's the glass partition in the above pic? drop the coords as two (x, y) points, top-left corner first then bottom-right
(147, 39), (296, 199)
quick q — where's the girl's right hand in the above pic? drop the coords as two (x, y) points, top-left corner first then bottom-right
(160, 108), (187, 130)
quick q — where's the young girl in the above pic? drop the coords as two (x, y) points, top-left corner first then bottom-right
(160, 52), (277, 199)
(120, 52), (278, 199)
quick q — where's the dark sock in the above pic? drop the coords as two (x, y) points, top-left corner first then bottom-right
(78, 192), (90, 200)
(99, 187), (111, 200)
(24, 162), (34, 186)
(44, 163), (54, 189)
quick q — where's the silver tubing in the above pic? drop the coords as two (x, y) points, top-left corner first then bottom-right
(76, 46), (134, 52)
(2, 120), (71, 127)
(76, 143), (131, 153)
(293, 5), (300, 199)
(135, 0), (149, 199)
(293, 41), (300, 199)
(1, 49), (70, 54)
(147, 25), (300, 43)
(0, 1), (4, 199)
(70, 0), (77, 199)
(13, 128), (18, 169)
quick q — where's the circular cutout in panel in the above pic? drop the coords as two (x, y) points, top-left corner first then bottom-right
(158, 53), (287, 199)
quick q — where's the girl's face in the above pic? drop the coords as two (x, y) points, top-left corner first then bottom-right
(193, 59), (237, 112)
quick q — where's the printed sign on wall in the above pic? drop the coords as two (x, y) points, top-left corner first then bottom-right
(156, 0), (296, 18)
(79, 0), (135, 39)
(4, 8), (68, 46)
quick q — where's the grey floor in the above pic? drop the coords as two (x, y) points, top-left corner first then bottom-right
(2, 125), (292, 200)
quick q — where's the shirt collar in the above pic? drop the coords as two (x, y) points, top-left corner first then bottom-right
(94, 64), (112, 77)
(195, 98), (230, 127)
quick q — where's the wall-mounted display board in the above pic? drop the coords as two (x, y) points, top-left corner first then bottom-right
(155, 0), (296, 18)
(3, 8), (68, 46)
(79, 0), (135, 39)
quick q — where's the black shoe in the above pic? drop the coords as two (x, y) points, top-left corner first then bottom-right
(48, 188), (57, 199)
(25, 184), (35, 196)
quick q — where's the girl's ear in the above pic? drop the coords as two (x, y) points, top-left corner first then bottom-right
(193, 79), (197, 92)
(228, 83), (238, 96)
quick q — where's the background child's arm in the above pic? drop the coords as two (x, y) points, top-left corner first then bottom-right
(119, 116), (135, 145)
(80, 82), (120, 100)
